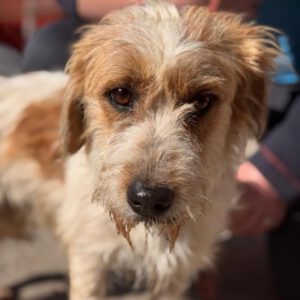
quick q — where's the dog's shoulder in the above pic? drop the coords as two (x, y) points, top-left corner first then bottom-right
(0, 72), (68, 179)
(8, 96), (63, 179)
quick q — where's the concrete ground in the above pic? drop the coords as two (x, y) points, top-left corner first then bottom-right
(0, 230), (67, 300)
(0, 229), (280, 300)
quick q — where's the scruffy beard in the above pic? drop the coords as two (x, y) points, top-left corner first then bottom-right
(108, 208), (188, 251)
(92, 186), (193, 250)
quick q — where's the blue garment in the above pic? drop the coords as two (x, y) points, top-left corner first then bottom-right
(258, 0), (300, 73)
(22, 0), (85, 72)
(21, 18), (84, 72)
(254, 1), (300, 203)
(273, 36), (298, 85)
(57, 0), (78, 18)
(251, 98), (300, 202)
(254, 3), (300, 298)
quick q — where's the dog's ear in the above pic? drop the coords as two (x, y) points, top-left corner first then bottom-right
(60, 29), (91, 155)
(61, 23), (116, 155)
(229, 24), (279, 139)
(181, 6), (279, 138)
(60, 93), (85, 155)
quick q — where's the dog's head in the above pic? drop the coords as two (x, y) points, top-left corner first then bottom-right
(61, 2), (277, 245)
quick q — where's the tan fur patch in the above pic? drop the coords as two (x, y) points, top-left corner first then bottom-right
(6, 94), (64, 179)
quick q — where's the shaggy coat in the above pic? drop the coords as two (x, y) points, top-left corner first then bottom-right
(0, 2), (277, 299)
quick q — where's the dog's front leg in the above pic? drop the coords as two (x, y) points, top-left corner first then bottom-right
(68, 252), (108, 300)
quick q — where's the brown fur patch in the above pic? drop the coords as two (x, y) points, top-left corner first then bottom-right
(6, 95), (64, 179)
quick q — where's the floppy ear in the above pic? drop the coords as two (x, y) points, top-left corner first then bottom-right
(181, 6), (279, 138)
(60, 92), (85, 155)
(60, 23), (106, 155)
(61, 21), (118, 155)
(230, 24), (279, 138)
(60, 28), (91, 155)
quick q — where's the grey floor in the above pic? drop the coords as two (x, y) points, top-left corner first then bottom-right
(0, 230), (280, 300)
(0, 231), (67, 300)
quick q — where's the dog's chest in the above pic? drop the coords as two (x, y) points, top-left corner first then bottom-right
(105, 224), (196, 294)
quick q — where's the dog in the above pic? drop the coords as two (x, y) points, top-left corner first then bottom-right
(0, 1), (277, 299)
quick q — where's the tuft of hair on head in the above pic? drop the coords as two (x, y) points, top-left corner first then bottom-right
(181, 5), (280, 139)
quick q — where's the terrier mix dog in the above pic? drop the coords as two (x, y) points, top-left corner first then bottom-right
(0, 2), (277, 299)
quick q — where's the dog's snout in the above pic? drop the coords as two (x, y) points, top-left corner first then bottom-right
(127, 181), (174, 218)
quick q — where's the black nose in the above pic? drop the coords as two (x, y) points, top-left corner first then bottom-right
(127, 181), (174, 218)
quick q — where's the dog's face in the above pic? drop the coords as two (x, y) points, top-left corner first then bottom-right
(61, 2), (277, 245)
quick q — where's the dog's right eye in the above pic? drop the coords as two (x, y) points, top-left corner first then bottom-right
(184, 92), (217, 123)
(107, 87), (134, 110)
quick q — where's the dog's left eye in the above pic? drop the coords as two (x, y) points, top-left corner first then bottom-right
(190, 92), (216, 115)
(108, 87), (133, 108)
(194, 93), (215, 111)
(185, 92), (216, 122)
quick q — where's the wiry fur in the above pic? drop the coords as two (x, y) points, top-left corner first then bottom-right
(0, 2), (277, 299)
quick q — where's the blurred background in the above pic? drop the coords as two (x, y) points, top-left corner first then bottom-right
(0, 1), (300, 300)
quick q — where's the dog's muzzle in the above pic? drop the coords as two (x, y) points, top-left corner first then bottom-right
(127, 181), (174, 218)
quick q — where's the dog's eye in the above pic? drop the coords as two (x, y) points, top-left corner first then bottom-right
(108, 87), (133, 108)
(193, 92), (215, 112)
(186, 92), (216, 121)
